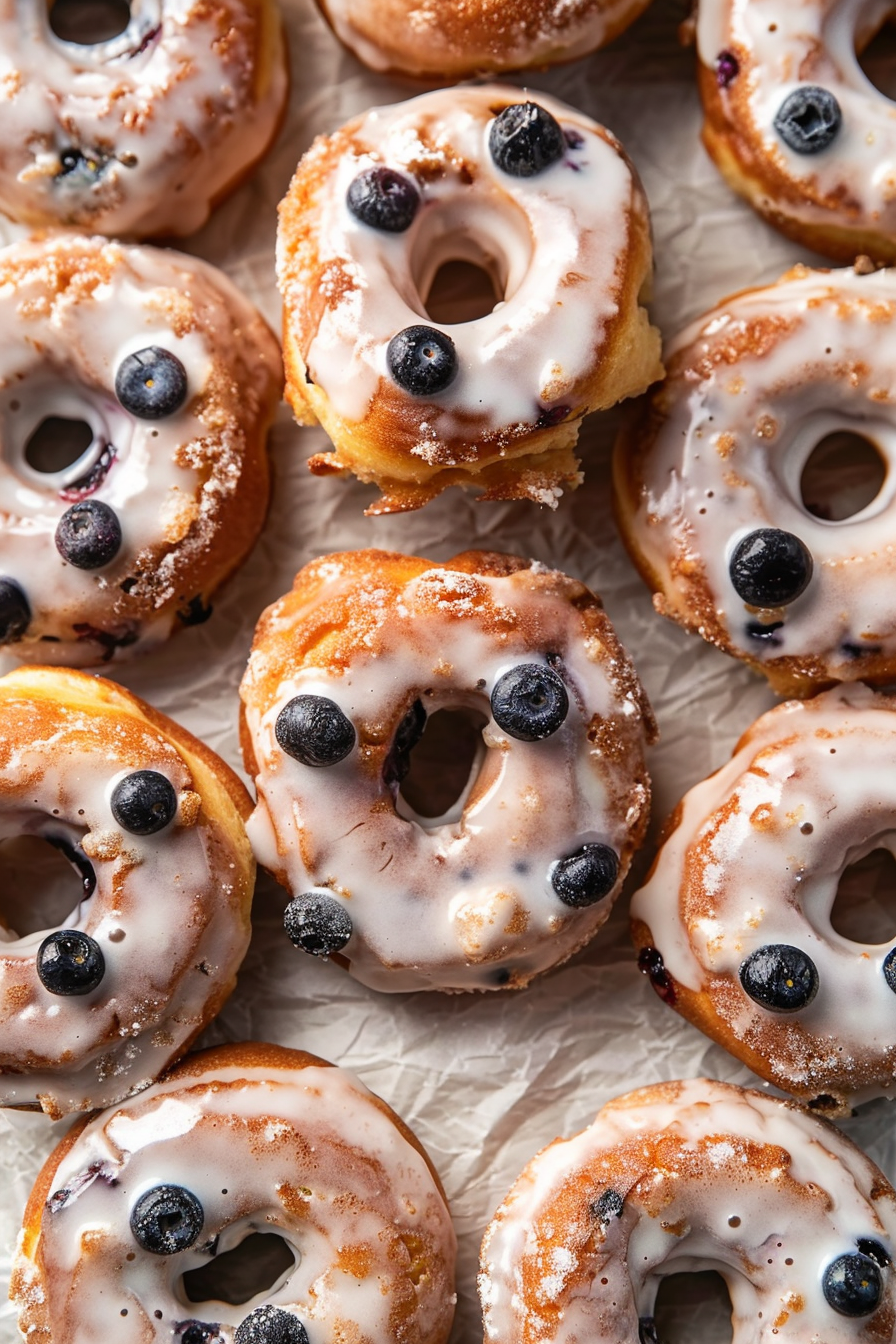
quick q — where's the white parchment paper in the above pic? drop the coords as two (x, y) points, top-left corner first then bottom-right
(3, 2), (896, 1339)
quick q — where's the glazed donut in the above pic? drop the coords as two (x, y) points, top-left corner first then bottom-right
(0, 233), (281, 667)
(240, 549), (654, 994)
(0, 0), (288, 238)
(479, 1076), (896, 1343)
(277, 85), (661, 514)
(696, 0), (896, 262)
(613, 262), (896, 698)
(0, 666), (255, 1118)
(12, 1042), (457, 1344)
(314, 0), (653, 80)
(630, 683), (896, 1114)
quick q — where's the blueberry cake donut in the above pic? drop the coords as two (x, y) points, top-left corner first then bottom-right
(12, 1043), (457, 1344)
(0, 0), (288, 237)
(240, 549), (654, 993)
(479, 1077), (896, 1343)
(0, 666), (255, 1118)
(0, 233), (281, 667)
(277, 85), (661, 514)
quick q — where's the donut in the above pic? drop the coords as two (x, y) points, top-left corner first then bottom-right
(613, 261), (896, 698)
(479, 1076), (896, 1343)
(695, 0), (896, 262)
(630, 682), (896, 1114)
(0, 0), (288, 238)
(239, 548), (655, 993)
(313, 0), (652, 80)
(0, 666), (255, 1118)
(277, 85), (661, 514)
(0, 233), (281, 667)
(11, 1042), (457, 1344)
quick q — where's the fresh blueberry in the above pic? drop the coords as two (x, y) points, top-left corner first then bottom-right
(489, 102), (565, 177)
(115, 347), (188, 419)
(729, 528), (813, 606)
(130, 1185), (204, 1255)
(55, 500), (122, 569)
(592, 1189), (624, 1223)
(181, 1323), (223, 1344)
(823, 1251), (883, 1317)
(774, 86), (842, 154)
(36, 931), (105, 996)
(275, 695), (355, 767)
(739, 944), (818, 1012)
(551, 843), (619, 907)
(491, 664), (568, 741)
(716, 50), (739, 87)
(857, 1239), (892, 1268)
(111, 770), (178, 835)
(284, 892), (352, 957)
(346, 166), (420, 232)
(386, 326), (457, 396)
(234, 1306), (310, 1344)
(883, 947), (896, 994)
(0, 578), (30, 643)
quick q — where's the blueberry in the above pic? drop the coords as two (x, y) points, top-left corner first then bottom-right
(489, 102), (565, 177)
(729, 528), (813, 606)
(592, 1189), (624, 1223)
(739, 944), (818, 1012)
(346, 166), (420, 232)
(55, 500), (122, 569)
(386, 326), (457, 397)
(130, 1185), (204, 1255)
(883, 947), (896, 994)
(551, 843), (619, 907)
(181, 1324), (223, 1344)
(823, 1251), (883, 1317)
(115, 347), (187, 419)
(275, 695), (355, 767)
(234, 1306), (309, 1344)
(284, 892), (352, 956)
(716, 50), (739, 87)
(857, 1239), (892, 1268)
(774, 86), (842, 154)
(111, 770), (178, 835)
(491, 664), (568, 741)
(36, 930), (105, 996)
(0, 577), (30, 643)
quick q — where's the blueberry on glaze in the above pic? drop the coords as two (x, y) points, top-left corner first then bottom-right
(115, 347), (188, 419)
(857, 1239), (892, 1268)
(489, 102), (565, 177)
(346, 166), (420, 232)
(181, 1323), (223, 1344)
(716, 50), (739, 87)
(592, 1189), (624, 1223)
(491, 664), (568, 741)
(386, 326), (458, 397)
(729, 528), (813, 606)
(55, 500), (122, 569)
(739, 944), (818, 1012)
(111, 770), (178, 835)
(774, 86), (842, 154)
(275, 695), (356, 767)
(0, 577), (30, 643)
(551, 843), (619, 907)
(36, 931), (105, 996)
(284, 892), (352, 957)
(130, 1185), (204, 1255)
(822, 1251), (883, 1317)
(234, 1306), (310, 1344)
(883, 946), (896, 995)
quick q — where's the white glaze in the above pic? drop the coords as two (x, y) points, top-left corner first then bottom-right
(479, 1077), (896, 1344)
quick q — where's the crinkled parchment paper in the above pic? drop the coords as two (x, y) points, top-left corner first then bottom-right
(3, 2), (895, 1339)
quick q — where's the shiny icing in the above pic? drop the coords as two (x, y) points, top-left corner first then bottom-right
(479, 1077), (896, 1344)
(0, 234), (280, 667)
(0, 0), (287, 237)
(241, 551), (653, 993)
(12, 1051), (457, 1344)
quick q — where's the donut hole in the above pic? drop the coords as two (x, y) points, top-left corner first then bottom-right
(424, 259), (502, 324)
(49, 0), (131, 44)
(856, 14), (896, 102)
(409, 200), (532, 326)
(181, 1232), (296, 1307)
(396, 705), (488, 825)
(24, 416), (95, 476)
(799, 431), (887, 520)
(0, 833), (93, 940)
(651, 1270), (733, 1343)
(830, 847), (896, 943)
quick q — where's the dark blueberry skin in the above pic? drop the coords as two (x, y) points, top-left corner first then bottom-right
(116, 347), (188, 419)
(181, 1324), (223, 1344)
(592, 1189), (624, 1223)
(383, 699), (426, 790)
(111, 770), (178, 835)
(346, 166), (420, 232)
(275, 695), (356, 767)
(823, 1251), (883, 1317)
(774, 86), (842, 154)
(284, 892), (352, 957)
(729, 528), (813, 606)
(491, 664), (568, 741)
(130, 1185), (204, 1255)
(234, 1306), (310, 1344)
(739, 944), (818, 1012)
(857, 1239), (892, 1268)
(551, 843), (619, 908)
(489, 102), (565, 177)
(36, 930), (105, 996)
(0, 577), (30, 643)
(55, 500), (122, 569)
(386, 326), (458, 397)
(716, 50), (739, 87)
(884, 947), (896, 995)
